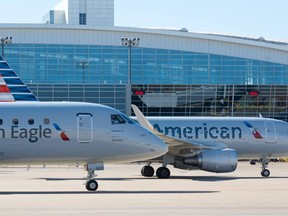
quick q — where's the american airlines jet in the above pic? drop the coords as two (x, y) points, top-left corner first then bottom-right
(0, 57), (168, 191)
(132, 105), (288, 179)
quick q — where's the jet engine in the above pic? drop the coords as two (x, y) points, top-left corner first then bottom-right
(183, 148), (238, 173)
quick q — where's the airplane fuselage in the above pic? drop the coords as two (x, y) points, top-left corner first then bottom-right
(0, 102), (167, 165)
(147, 117), (288, 159)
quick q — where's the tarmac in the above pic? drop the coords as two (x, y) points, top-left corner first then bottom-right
(0, 162), (288, 216)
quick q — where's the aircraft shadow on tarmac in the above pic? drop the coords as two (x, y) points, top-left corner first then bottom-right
(38, 175), (288, 182)
(0, 190), (218, 195)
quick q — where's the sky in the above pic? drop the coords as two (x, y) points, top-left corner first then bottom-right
(0, 0), (287, 42)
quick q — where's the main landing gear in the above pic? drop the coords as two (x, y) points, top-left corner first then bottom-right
(250, 158), (270, 177)
(260, 158), (270, 177)
(141, 163), (171, 179)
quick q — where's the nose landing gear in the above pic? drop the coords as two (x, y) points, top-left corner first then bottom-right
(85, 170), (99, 191)
(84, 163), (104, 191)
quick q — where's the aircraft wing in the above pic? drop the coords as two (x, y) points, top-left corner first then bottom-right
(131, 105), (216, 156)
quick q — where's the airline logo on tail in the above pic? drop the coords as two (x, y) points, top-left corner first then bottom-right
(0, 57), (38, 102)
(243, 121), (263, 139)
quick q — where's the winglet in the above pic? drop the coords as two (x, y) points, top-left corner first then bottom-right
(131, 104), (155, 132)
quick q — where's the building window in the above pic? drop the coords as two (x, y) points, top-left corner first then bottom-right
(79, 13), (86, 25)
(50, 11), (55, 24)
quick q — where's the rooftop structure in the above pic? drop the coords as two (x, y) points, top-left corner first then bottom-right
(42, 0), (114, 26)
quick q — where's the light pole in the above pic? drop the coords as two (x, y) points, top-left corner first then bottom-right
(76, 59), (89, 84)
(121, 37), (140, 84)
(0, 36), (13, 58)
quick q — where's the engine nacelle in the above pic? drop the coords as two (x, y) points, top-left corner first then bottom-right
(183, 148), (238, 173)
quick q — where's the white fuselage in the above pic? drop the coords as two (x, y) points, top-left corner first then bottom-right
(0, 102), (168, 165)
(147, 116), (288, 159)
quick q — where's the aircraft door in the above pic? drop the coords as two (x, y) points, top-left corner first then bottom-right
(265, 122), (276, 143)
(77, 114), (93, 143)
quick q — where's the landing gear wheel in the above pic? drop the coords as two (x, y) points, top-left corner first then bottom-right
(261, 169), (270, 177)
(141, 166), (155, 177)
(85, 180), (98, 191)
(156, 167), (170, 179)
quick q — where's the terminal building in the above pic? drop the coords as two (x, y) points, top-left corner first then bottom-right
(0, 0), (288, 120)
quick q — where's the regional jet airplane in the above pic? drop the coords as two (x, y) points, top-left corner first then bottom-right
(132, 105), (288, 179)
(0, 57), (168, 191)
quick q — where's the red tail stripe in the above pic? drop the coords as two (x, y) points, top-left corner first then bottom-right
(0, 85), (10, 93)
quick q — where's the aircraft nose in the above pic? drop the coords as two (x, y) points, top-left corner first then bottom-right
(145, 132), (168, 157)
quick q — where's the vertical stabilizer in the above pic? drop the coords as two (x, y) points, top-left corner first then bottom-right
(0, 56), (38, 102)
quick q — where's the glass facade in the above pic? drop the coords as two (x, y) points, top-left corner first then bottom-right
(131, 84), (288, 121)
(5, 43), (288, 120)
(6, 44), (288, 85)
(28, 84), (127, 113)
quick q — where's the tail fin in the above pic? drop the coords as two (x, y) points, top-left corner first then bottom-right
(0, 56), (38, 102)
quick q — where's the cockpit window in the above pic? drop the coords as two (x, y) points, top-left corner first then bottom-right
(111, 114), (126, 124)
(121, 114), (136, 124)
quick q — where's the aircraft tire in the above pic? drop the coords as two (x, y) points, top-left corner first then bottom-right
(261, 169), (270, 177)
(85, 180), (98, 191)
(156, 167), (170, 179)
(141, 166), (154, 177)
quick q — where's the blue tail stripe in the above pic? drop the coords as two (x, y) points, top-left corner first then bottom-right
(8, 86), (33, 93)
(4, 78), (24, 85)
(0, 70), (18, 77)
(12, 94), (39, 101)
(0, 62), (11, 69)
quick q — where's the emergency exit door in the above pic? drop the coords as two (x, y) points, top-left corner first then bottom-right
(77, 114), (93, 143)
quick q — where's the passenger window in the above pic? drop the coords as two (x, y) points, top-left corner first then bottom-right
(111, 114), (126, 124)
(0, 119), (3, 125)
(44, 118), (50, 125)
(12, 119), (19, 125)
(28, 118), (34, 125)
